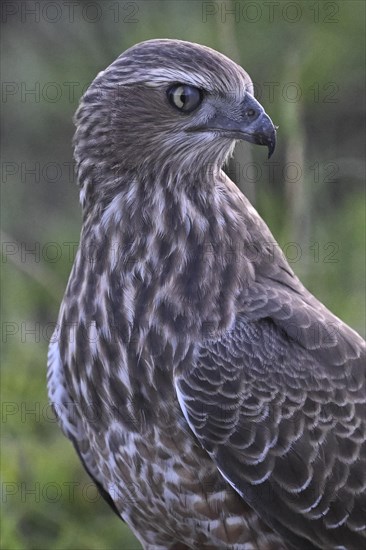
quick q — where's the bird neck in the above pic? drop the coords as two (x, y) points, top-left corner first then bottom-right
(70, 170), (260, 347)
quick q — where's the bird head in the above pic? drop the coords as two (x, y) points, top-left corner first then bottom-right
(74, 39), (276, 207)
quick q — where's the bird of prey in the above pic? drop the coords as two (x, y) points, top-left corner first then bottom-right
(48, 39), (365, 549)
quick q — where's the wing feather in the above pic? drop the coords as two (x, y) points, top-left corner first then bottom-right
(175, 271), (366, 549)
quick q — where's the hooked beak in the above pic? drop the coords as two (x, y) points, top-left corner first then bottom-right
(199, 93), (277, 159)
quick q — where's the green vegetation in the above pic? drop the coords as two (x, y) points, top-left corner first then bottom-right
(1, 1), (364, 548)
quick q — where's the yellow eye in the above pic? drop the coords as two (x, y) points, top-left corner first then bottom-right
(167, 84), (203, 113)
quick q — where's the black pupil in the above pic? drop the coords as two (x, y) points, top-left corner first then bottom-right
(168, 84), (201, 113)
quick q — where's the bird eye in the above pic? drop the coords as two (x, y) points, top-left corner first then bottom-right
(167, 84), (203, 113)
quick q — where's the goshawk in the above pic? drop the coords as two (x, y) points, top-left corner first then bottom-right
(48, 39), (365, 549)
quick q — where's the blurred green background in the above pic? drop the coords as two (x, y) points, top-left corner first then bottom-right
(1, 1), (365, 548)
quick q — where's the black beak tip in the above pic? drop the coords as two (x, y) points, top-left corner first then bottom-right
(267, 125), (278, 159)
(267, 138), (276, 159)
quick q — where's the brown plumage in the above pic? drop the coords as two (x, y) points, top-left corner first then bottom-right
(48, 39), (366, 549)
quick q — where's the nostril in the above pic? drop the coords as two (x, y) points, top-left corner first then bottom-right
(246, 108), (257, 118)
